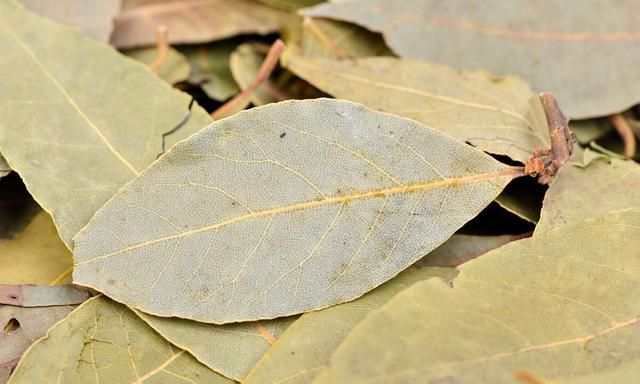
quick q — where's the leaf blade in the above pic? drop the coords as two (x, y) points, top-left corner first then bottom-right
(73, 98), (520, 323)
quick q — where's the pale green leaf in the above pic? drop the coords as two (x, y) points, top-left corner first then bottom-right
(0, 285), (88, 307)
(0, 211), (73, 285)
(416, 233), (526, 268)
(313, 209), (640, 383)
(18, 0), (120, 42)
(536, 159), (640, 234)
(1, 305), (74, 383)
(73, 99), (520, 323)
(0, 0), (212, 248)
(283, 54), (548, 163)
(244, 266), (455, 384)
(257, 0), (325, 11)
(303, 0), (640, 118)
(179, 41), (240, 101)
(111, 0), (287, 48)
(230, 43), (278, 107)
(8, 296), (233, 384)
(571, 119), (612, 145)
(298, 18), (391, 59)
(123, 46), (192, 84)
(136, 312), (295, 380)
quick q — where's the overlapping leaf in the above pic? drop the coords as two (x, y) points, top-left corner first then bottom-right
(303, 0), (640, 118)
(73, 99), (521, 323)
(0, 211), (73, 285)
(536, 158), (640, 234)
(8, 296), (232, 384)
(313, 209), (640, 383)
(136, 312), (295, 380)
(112, 0), (287, 48)
(283, 54), (549, 163)
(124, 46), (192, 84)
(243, 266), (455, 384)
(0, 0), (212, 247)
(18, 0), (120, 41)
(179, 41), (240, 101)
(1, 305), (75, 382)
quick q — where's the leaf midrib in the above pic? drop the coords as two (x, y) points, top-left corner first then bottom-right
(75, 167), (521, 266)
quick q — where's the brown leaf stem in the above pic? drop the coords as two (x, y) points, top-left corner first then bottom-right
(148, 25), (169, 74)
(524, 93), (575, 184)
(211, 39), (286, 120)
(609, 113), (636, 157)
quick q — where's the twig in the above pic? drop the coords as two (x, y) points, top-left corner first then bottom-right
(303, 17), (350, 59)
(513, 370), (548, 384)
(524, 92), (575, 185)
(211, 39), (286, 120)
(148, 25), (168, 73)
(609, 113), (636, 157)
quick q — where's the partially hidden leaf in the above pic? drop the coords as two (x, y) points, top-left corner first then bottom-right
(1, 305), (75, 383)
(18, 0), (120, 42)
(536, 158), (640, 234)
(111, 0), (288, 48)
(296, 17), (392, 59)
(282, 54), (549, 163)
(257, 0), (325, 11)
(179, 41), (240, 101)
(123, 46), (192, 84)
(303, 0), (640, 118)
(0, 285), (88, 307)
(243, 266), (455, 384)
(8, 296), (233, 384)
(416, 233), (527, 268)
(571, 119), (612, 145)
(0, 0), (212, 247)
(73, 98), (522, 323)
(135, 311), (295, 380)
(0, 211), (73, 285)
(313, 209), (640, 383)
(0, 155), (10, 178)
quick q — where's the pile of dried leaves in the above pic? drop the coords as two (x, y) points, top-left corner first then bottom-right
(1, 1), (639, 383)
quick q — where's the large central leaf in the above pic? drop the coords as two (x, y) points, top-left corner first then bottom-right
(73, 99), (521, 323)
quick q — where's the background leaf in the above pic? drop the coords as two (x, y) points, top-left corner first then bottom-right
(313, 209), (640, 383)
(8, 296), (233, 384)
(243, 266), (455, 384)
(303, 0), (640, 118)
(0, 0), (212, 247)
(283, 54), (549, 163)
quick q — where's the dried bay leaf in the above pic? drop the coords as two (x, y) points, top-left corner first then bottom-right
(1, 305), (74, 383)
(536, 159), (640, 234)
(313, 209), (640, 383)
(112, 0), (287, 49)
(243, 266), (455, 384)
(257, 0), (325, 11)
(298, 18), (391, 59)
(416, 233), (526, 268)
(0, 285), (88, 307)
(18, 0), (120, 42)
(8, 296), (233, 384)
(0, 211), (73, 286)
(0, 155), (10, 179)
(283, 54), (549, 163)
(135, 312), (295, 380)
(123, 46), (191, 84)
(73, 98), (521, 323)
(179, 41), (240, 101)
(303, 0), (640, 118)
(0, 0), (212, 248)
